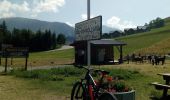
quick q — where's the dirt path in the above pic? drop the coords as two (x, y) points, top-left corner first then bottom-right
(46, 45), (73, 52)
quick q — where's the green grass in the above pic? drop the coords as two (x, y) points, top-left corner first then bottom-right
(10, 67), (84, 81)
(0, 49), (75, 67)
(7, 66), (143, 95)
(10, 67), (141, 81)
(1, 17), (170, 100)
(30, 49), (74, 59)
(2, 61), (170, 100)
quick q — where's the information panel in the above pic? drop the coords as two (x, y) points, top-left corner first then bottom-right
(75, 16), (102, 41)
(3, 47), (29, 58)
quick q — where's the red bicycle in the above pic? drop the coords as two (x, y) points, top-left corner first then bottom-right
(71, 65), (117, 100)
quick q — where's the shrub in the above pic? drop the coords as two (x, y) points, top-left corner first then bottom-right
(108, 69), (141, 80)
(9, 67), (84, 81)
(96, 75), (132, 93)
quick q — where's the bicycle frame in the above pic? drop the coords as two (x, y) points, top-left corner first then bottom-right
(85, 71), (96, 100)
(72, 65), (117, 100)
(79, 67), (104, 100)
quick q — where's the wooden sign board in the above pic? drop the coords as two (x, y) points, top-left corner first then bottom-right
(3, 47), (29, 58)
(1, 47), (29, 72)
(75, 16), (102, 41)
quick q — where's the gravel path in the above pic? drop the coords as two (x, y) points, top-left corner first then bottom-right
(46, 45), (73, 52)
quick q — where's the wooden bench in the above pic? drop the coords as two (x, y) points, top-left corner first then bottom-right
(151, 82), (170, 97)
(151, 82), (170, 90)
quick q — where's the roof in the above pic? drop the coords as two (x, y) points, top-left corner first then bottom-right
(90, 39), (127, 46)
(137, 26), (147, 30)
(70, 39), (127, 46)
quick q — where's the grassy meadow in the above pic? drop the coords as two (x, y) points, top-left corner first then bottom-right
(0, 49), (74, 67)
(1, 62), (170, 100)
(117, 17), (170, 55)
(0, 17), (170, 100)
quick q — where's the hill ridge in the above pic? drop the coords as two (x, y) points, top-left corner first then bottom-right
(0, 17), (74, 37)
(117, 17), (170, 55)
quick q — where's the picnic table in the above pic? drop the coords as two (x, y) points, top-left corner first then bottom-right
(152, 73), (170, 98)
(157, 73), (170, 84)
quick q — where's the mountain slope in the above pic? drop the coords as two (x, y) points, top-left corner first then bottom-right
(102, 25), (120, 33)
(0, 17), (74, 37)
(117, 17), (170, 55)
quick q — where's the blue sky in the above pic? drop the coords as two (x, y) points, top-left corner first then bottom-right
(0, 0), (170, 30)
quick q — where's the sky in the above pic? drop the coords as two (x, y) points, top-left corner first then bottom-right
(0, 0), (170, 30)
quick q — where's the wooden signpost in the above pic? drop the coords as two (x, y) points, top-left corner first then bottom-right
(0, 51), (2, 65)
(2, 47), (29, 72)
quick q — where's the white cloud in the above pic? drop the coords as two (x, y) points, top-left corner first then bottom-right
(0, 0), (30, 18)
(106, 16), (136, 30)
(0, 0), (12, 12)
(0, 0), (65, 18)
(13, 1), (30, 13)
(0, 12), (15, 18)
(32, 0), (65, 15)
(81, 14), (95, 20)
(66, 22), (74, 27)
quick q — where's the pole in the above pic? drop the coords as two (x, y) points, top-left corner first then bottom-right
(87, 0), (90, 20)
(87, 0), (91, 68)
(5, 57), (7, 73)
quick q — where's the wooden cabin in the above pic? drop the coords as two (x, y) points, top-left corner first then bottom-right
(71, 39), (127, 65)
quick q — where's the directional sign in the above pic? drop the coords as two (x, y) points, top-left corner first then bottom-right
(3, 47), (29, 58)
(75, 16), (102, 41)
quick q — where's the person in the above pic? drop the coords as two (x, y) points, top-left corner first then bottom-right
(162, 55), (166, 65)
(151, 55), (155, 65)
(154, 55), (159, 65)
(131, 53), (135, 62)
(127, 54), (130, 64)
(148, 55), (152, 63)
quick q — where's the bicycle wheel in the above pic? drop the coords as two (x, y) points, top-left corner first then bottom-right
(71, 82), (87, 100)
(98, 93), (117, 100)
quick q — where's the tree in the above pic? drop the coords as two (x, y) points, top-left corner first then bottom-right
(102, 33), (110, 39)
(148, 17), (165, 29)
(2, 21), (7, 33)
(57, 33), (66, 45)
(124, 28), (135, 35)
(0, 21), (11, 44)
(51, 33), (57, 49)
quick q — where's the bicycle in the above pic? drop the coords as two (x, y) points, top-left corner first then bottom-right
(71, 65), (117, 100)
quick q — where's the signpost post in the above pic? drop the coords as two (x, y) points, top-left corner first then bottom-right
(87, 0), (90, 20)
(87, 0), (91, 68)
(74, 0), (102, 67)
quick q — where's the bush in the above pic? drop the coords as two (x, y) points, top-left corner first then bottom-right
(108, 69), (141, 80)
(9, 67), (84, 81)
(114, 81), (125, 92)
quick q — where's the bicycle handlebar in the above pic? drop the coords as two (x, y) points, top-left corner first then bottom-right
(74, 64), (110, 75)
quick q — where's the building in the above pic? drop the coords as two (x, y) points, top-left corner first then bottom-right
(71, 39), (127, 65)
